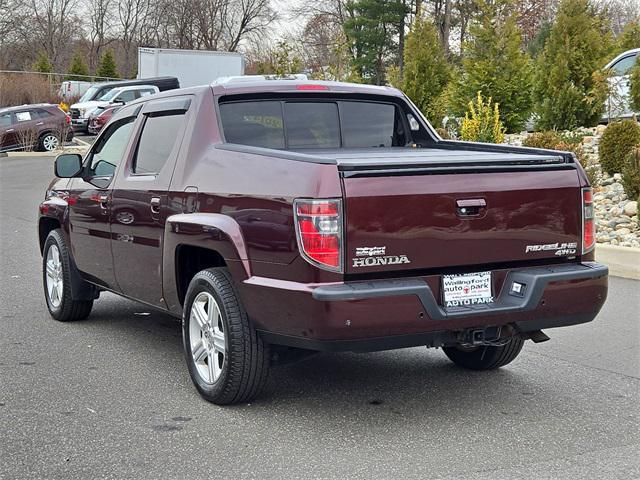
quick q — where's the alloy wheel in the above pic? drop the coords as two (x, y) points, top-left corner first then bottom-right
(45, 244), (63, 308)
(42, 134), (59, 151)
(189, 292), (226, 384)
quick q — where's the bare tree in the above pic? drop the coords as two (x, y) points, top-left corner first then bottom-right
(117, 0), (150, 77)
(28, 0), (78, 68)
(87, 0), (115, 73)
(223, 0), (277, 51)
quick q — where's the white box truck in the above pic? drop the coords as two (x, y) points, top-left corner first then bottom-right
(137, 48), (245, 87)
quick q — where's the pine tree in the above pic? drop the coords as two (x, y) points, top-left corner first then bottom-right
(534, 0), (612, 130)
(451, 13), (534, 133)
(66, 52), (89, 81)
(96, 50), (119, 79)
(344, 0), (409, 85)
(33, 52), (53, 73)
(617, 21), (640, 54)
(401, 16), (450, 127)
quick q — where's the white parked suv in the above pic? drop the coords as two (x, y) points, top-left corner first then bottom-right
(604, 48), (639, 121)
(69, 85), (159, 132)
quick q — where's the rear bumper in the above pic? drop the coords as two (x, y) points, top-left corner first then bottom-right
(71, 118), (88, 131)
(240, 262), (608, 352)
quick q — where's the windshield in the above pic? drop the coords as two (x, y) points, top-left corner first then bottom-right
(99, 89), (120, 102)
(79, 86), (101, 102)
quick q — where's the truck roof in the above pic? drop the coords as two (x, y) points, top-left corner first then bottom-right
(210, 79), (404, 98)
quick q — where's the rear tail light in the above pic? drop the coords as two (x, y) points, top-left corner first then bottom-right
(294, 199), (343, 272)
(582, 187), (595, 254)
(65, 114), (71, 125)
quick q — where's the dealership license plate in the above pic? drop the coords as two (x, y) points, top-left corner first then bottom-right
(442, 271), (493, 308)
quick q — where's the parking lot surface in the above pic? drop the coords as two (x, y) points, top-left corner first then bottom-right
(1, 155), (639, 479)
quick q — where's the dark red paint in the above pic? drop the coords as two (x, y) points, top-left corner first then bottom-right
(38, 81), (608, 350)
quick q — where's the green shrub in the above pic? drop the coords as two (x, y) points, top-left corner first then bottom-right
(621, 146), (640, 202)
(522, 131), (562, 149)
(435, 127), (450, 139)
(401, 16), (450, 127)
(534, 0), (612, 130)
(451, 14), (533, 133)
(523, 131), (598, 185)
(460, 92), (505, 144)
(599, 120), (640, 174)
(630, 63), (640, 113)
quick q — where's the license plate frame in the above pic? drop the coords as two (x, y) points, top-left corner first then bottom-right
(442, 271), (494, 308)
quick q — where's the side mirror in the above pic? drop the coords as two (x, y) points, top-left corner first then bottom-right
(54, 153), (83, 178)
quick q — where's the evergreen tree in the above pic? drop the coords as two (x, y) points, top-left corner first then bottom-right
(630, 61), (640, 113)
(451, 12), (534, 133)
(344, 0), (409, 85)
(96, 50), (119, 79)
(617, 21), (640, 54)
(33, 52), (53, 73)
(401, 16), (450, 127)
(534, 0), (612, 130)
(66, 52), (89, 81)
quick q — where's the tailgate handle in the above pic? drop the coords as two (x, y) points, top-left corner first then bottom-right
(456, 198), (486, 216)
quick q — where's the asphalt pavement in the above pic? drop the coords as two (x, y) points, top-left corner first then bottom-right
(1, 155), (639, 479)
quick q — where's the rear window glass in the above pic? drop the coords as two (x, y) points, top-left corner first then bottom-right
(220, 101), (284, 149)
(341, 102), (396, 147)
(219, 100), (407, 149)
(284, 102), (340, 148)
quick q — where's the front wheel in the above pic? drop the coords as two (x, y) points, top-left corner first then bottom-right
(42, 229), (93, 321)
(442, 337), (525, 370)
(183, 268), (270, 405)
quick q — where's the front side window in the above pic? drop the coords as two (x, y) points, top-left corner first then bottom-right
(0, 113), (12, 127)
(89, 118), (135, 177)
(133, 114), (184, 174)
(611, 54), (638, 76)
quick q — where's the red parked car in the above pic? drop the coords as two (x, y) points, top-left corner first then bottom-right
(87, 105), (122, 135)
(38, 79), (608, 405)
(0, 104), (73, 152)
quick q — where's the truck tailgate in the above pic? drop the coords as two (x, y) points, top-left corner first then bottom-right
(335, 149), (582, 274)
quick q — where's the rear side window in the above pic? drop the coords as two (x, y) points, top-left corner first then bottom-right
(219, 99), (408, 149)
(15, 111), (32, 122)
(32, 109), (53, 119)
(611, 54), (637, 76)
(133, 114), (184, 174)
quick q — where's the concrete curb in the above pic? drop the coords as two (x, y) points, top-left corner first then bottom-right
(596, 244), (640, 280)
(3, 146), (88, 158)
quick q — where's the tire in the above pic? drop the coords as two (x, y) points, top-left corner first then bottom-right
(183, 267), (270, 405)
(442, 337), (525, 370)
(42, 229), (93, 321)
(38, 132), (60, 152)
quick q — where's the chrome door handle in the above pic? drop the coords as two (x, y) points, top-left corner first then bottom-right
(6, 128), (14, 132)
(150, 197), (161, 214)
(35, 122), (44, 126)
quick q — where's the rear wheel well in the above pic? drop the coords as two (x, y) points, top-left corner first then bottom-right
(176, 245), (226, 306)
(39, 217), (61, 253)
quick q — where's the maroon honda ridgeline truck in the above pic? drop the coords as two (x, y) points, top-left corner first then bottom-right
(38, 79), (608, 404)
